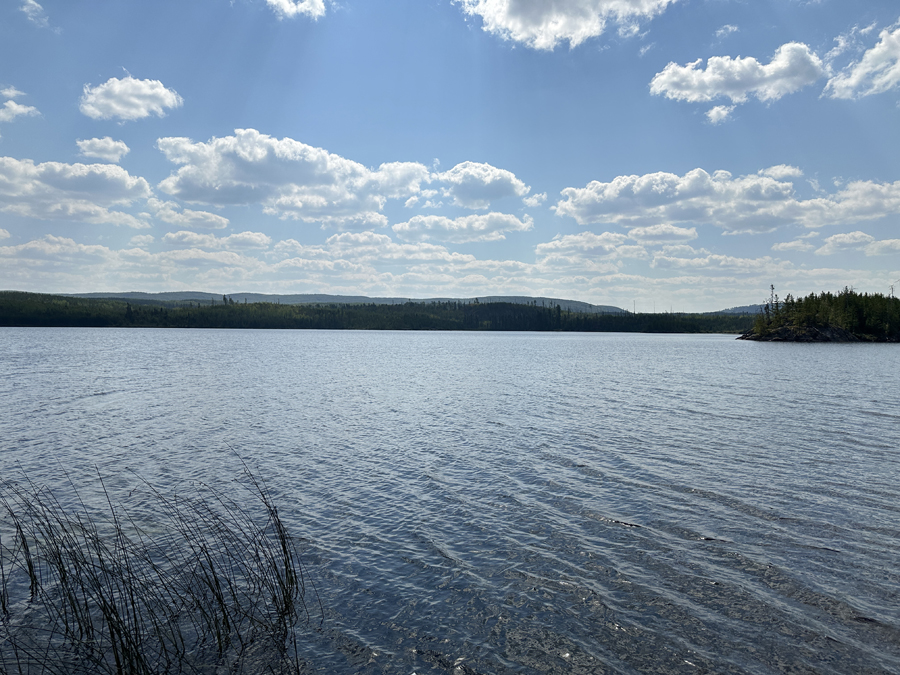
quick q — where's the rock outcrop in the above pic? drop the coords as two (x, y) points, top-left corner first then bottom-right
(738, 324), (860, 342)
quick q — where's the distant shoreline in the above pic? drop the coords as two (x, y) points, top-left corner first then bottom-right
(0, 291), (755, 334)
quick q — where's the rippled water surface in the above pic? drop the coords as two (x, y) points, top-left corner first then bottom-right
(2, 327), (899, 673)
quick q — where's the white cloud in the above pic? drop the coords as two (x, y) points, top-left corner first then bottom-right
(824, 23), (900, 99)
(771, 239), (815, 252)
(80, 77), (183, 121)
(706, 105), (734, 124)
(627, 223), (697, 243)
(0, 100), (39, 124)
(148, 198), (229, 229)
(535, 231), (628, 256)
(815, 231), (874, 255)
(716, 25), (738, 40)
(533, 231), (643, 274)
(865, 239), (900, 255)
(434, 161), (530, 209)
(129, 234), (155, 247)
(650, 253), (790, 273)
(157, 128), (429, 229)
(814, 231), (900, 256)
(0, 228), (9, 240)
(322, 231), (476, 263)
(759, 165), (803, 180)
(392, 212), (533, 243)
(265, 0), (326, 19)
(650, 42), (824, 105)
(162, 230), (272, 249)
(1, 87), (25, 99)
(0, 156), (151, 228)
(554, 167), (900, 233)
(77, 137), (130, 163)
(523, 192), (547, 207)
(20, 0), (49, 28)
(454, 0), (678, 50)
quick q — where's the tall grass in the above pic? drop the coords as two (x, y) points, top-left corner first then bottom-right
(0, 464), (319, 674)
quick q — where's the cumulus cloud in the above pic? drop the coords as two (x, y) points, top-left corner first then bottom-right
(20, 0), (49, 28)
(716, 25), (738, 40)
(523, 192), (547, 207)
(554, 167), (900, 233)
(0, 156), (151, 227)
(392, 212), (533, 243)
(824, 23), (900, 99)
(815, 231), (874, 255)
(1, 87), (25, 99)
(535, 231), (627, 256)
(157, 128), (429, 229)
(80, 77), (183, 121)
(706, 105), (734, 124)
(813, 231), (900, 256)
(434, 161), (530, 209)
(265, 0), (326, 19)
(147, 198), (229, 229)
(627, 223), (697, 243)
(533, 231), (644, 274)
(454, 0), (677, 50)
(162, 230), (272, 249)
(650, 253), (789, 273)
(771, 239), (815, 252)
(0, 235), (274, 292)
(759, 164), (803, 180)
(129, 234), (154, 247)
(0, 100), (39, 126)
(650, 42), (825, 117)
(77, 137), (130, 163)
(0, 228), (9, 240)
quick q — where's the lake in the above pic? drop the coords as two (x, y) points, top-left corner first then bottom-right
(1, 328), (899, 673)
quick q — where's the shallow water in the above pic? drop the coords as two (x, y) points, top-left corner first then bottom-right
(1, 328), (899, 673)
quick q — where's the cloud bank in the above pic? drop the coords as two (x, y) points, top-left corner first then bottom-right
(157, 129), (429, 230)
(0, 157), (150, 228)
(555, 167), (900, 233)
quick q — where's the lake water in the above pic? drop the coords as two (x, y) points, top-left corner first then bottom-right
(1, 328), (899, 674)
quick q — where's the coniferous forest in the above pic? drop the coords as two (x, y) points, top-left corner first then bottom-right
(743, 286), (900, 341)
(0, 291), (755, 333)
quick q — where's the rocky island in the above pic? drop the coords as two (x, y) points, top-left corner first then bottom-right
(738, 286), (900, 342)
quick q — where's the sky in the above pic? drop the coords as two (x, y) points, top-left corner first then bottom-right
(1, 0), (899, 311)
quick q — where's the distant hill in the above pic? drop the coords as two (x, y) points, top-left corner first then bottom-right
(708, 304), (764, 315)
(68, 292), (625, 314)
(2, 292), (754, 333)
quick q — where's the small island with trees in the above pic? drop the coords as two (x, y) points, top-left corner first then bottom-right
(739, 286), (900, 342)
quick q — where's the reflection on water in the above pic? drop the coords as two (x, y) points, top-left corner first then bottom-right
(1, 328), (899, 673)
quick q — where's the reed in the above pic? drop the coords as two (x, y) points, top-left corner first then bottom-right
(0, 464), (319, 674)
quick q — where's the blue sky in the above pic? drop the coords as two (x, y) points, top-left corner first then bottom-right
(1, 0), (899, 310)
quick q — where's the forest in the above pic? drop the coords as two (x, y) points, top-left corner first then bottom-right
(0, 291), (755, 333)
(746, 286), (900, 341)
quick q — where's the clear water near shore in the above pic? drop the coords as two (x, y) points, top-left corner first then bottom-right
(1, 327), (899, 674)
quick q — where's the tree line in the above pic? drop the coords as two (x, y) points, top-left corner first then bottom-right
(0, 291), (756, 333)
(751, 286), (900, 341)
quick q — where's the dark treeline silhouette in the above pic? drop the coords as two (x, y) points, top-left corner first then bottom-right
(747, 286), (900, 341)
(0, 291), (755, 333)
